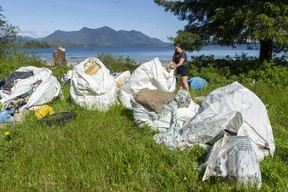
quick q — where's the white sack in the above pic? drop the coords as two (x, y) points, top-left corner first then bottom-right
(132, 89), (200, 132)
(182, 81), (275, 160)
(132, 98), (200, 133)
(0, 66), (61, 109)
(118, 57), (176, 109)
(201, 135), (262, 189)
(70, 57), (117, 111)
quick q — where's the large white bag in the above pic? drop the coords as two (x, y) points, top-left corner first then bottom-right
(201, 134), (262, 189)
(118, 57), (176, 109)
(182, 81), (275, 160)
(132, 90), (200, 133)
(0, 66), (61, 109)
(70, 57), (117, 111)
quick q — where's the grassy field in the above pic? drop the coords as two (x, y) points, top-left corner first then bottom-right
(0, 53), (287, 191)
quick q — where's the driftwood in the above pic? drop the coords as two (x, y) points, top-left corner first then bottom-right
(53, 47), (67, 66)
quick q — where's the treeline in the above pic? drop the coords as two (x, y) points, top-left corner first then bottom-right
(23, 40), (50, 48)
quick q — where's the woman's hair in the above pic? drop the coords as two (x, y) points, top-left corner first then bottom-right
(172, 50), (179, 61)
(175, 43), (182, 49)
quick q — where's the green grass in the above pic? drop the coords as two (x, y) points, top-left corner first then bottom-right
(0, 54), (288, 191)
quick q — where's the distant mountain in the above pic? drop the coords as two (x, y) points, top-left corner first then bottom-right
(16, 36), (44, 43)
(42, 26), (164, 46)
(16, 36), (32, 41)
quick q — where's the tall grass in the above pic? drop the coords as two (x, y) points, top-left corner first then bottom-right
(0, 53), (287, 191)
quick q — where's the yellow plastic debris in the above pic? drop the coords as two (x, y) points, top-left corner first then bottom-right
(35, 105), (55, 120)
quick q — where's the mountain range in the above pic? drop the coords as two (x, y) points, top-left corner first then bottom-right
(18, 26), (166, 46)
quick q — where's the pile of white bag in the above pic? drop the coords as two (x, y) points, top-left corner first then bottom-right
(119, 59), (275, 188)
(153, 81), (275, 188)
(0, 66), (61, 109)
(63, 56), (276, 188)
(118, 57), (200, 133)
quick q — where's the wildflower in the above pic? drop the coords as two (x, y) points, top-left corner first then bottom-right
(4, 131), (10, 136)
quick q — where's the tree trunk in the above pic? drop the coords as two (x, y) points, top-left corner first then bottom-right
(53, 47), (67, 66)
(259, 39), (273, 61)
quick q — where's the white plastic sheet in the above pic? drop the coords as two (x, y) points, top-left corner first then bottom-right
(61, 70), (73, 83)
(0, 66), (61, 109)
(70, 57), (117, 111)
(201, 134), (262, 189)
(118, 57), (176, 109)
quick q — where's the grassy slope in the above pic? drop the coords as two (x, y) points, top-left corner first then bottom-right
(0, 54), (287, 191)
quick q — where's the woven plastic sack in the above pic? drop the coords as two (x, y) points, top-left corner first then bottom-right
(119, 57), (176, 109)
(70, 57), (117, 111)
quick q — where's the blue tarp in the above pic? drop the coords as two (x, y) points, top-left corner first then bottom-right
(0, 108), (15, 124)
(188, 77), (208, 90)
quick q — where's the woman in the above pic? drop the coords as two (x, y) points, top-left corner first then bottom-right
(167, 43), (190, 91)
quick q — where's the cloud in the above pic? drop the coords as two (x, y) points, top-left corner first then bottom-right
(18, 30), (51, 38)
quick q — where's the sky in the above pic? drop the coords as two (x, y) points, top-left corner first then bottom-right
(0, 0), (187, 42)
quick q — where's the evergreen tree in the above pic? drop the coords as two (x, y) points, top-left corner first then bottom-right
(24, 40), (50, 48)
(155, 0), (288, 61)
(0, 6), (18, 58)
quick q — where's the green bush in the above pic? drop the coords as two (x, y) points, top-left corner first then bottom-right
(0, 51), (45, 79)
(97, 53), (139, 73)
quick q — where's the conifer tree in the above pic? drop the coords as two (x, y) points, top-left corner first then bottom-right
(0, 6), (18, 58)
(155, 0), (288, 61)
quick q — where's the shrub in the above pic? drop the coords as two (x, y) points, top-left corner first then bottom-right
(97, 53), (139, 73)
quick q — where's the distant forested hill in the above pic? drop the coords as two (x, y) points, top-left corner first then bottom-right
(41, 26), (164, 46)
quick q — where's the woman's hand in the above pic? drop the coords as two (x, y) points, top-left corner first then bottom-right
(170, 63), (177, 69)
(166, 61), (173, 68)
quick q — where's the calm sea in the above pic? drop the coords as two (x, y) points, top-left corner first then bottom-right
(25, 44), (285, 65)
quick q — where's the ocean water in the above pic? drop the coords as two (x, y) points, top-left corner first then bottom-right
(24, 44), (284, 65)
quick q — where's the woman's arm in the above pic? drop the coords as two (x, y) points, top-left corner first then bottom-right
(167, 60), (174, 65)
(166, 55), (176, 68)
(175, 58), (185, 68)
